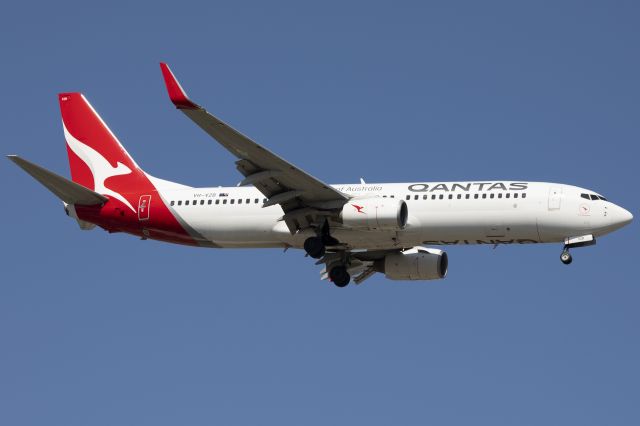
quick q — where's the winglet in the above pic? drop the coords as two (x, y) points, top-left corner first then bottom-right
(159, 62), (200, 110)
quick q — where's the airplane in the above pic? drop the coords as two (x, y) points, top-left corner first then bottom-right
(8, 63), (633, 287)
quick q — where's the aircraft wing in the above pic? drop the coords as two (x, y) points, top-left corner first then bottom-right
(159, 63), (349, 233)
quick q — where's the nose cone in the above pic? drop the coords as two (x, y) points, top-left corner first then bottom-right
(613, 205), (633, 228)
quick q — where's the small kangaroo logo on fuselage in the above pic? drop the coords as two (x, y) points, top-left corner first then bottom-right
(352, 204), (365, 214)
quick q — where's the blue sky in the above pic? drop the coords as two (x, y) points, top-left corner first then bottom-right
(1, 1), (638, 425)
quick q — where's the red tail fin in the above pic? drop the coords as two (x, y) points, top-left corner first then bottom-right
(59, 93), (150, 212)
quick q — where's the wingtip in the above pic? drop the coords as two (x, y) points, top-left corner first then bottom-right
(159, 62), (199, 110)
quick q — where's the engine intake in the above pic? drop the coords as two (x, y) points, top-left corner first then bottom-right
(375, 247), (448, 281)
(340, 198), (408, 230)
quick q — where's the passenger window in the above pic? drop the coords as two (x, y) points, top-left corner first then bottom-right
(490, 193), (495, 199)
(448, 194), (453, 200)
(432, 194), (436, 200)
(513, 193), (518, 198)
(230, 199), (235, 204)
(482, 194), (487, 199)
(414, 195), (419, 200)
(246, 198), (250, 204)
(474, 194), (479, 199)
(506, 193), (510, 199)
(581, 193), (590, 200)
(215, 200), (220, 205)
(498, 193), (502, 199)
(170, 201), (175, 206)
(423, 195), (428, 200)
(439, 194), (444, 200)
(457, 194), (462, 199)
(263, 198), (267, 203)
(406, 195), (411, 200)
(223, 200), (227, 204)
(185, 200), (189, 205)
(178, 201), (182, 206)
(465, 194), (470, 199)
(200, 200), (205, 205)
(238, 199), (243, 204)
(208, 200), (212, 205)
(522, 193), (527, 199)
(255, 198), (259, 203)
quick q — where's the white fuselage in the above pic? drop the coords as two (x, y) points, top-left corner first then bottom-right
(158, 181), (631, 250)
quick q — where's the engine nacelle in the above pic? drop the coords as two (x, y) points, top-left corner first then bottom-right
(340, 198), (408, 230)
(376, 247), (448, 281)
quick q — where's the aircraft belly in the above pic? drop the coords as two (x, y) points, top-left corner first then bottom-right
(401, 209), (541, 245)
(175, 203), (548, 249)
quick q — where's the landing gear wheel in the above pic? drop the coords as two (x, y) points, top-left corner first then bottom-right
(304, 237), (325, 259)
(560, 250), (572, 265)
(329, 266), (350, 287)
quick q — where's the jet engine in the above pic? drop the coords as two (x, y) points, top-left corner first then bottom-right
(375, 247), (448, 280)
(340, 198), (408, 230)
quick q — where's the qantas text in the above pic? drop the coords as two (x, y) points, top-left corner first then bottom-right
(408, 182), (528, 192)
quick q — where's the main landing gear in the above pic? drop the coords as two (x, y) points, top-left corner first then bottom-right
(303, 236), (325, 259)
(303, 219), (350, 287)
(328, 265), (350, 287)
(303, 219), (339, 259)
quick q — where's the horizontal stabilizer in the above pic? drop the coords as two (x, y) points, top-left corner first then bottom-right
(7, 155), (108, 205)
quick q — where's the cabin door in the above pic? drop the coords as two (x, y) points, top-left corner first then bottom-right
(548, 187), (562, 210)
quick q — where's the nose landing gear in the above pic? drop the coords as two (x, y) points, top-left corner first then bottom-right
(559, 234), (596, 265)
(560, 249), (572, 265)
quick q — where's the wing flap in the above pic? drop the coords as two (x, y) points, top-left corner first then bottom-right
(8, 155), (108, 205)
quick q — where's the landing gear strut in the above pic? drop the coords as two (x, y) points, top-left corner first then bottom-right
(329, 265), (351, 287)
(560, 248), (572, 265)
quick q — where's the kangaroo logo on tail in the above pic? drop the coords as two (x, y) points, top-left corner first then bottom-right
(63, 123), (136, 212)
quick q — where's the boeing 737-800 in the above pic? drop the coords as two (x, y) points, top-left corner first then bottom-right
(8, 63), (633, 287)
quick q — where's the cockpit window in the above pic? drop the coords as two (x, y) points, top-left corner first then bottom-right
(581, 192), (608, 201)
